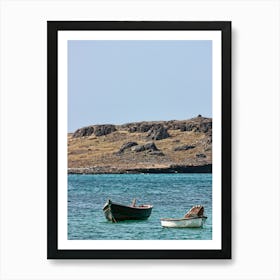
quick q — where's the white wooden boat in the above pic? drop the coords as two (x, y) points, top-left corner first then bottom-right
(160, 205), (207, 228)
(161, 216), (207, 228)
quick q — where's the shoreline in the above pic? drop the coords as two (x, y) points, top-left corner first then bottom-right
(68, 164), (212, 174)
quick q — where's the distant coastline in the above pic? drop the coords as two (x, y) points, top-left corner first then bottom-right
(68, 164), (212, 174)
(68, 116), (212, 174)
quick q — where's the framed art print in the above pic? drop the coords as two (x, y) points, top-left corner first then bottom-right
(47, 21), (231, 259)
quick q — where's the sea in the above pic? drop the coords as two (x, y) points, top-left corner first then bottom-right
(68, 173), (212, 240)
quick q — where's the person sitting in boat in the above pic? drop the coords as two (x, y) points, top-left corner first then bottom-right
(184, 205), (204, 218)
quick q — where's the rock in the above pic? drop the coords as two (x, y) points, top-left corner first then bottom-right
(199, 121), (212, 133)
(72, 124), (116, 138)
(174, 145), (195, 151)
(184, 123), (198, 132)
(196, 153), (206, 158)
(73, 117), (212, 137)
(72, 126), (95, 137)
(165, 118), (212, 133)
(166, 122), (186, 131)
(139, 123), (152, 132)
(131, 145), (146, 152)
(117, 142), (138, 154)
(144, 142), (159, 151)
(166, 121), (188, 131)
(147, 125), (170, 140)
(148, 151), (165, 156)
(128, 126), (137, 133)
(127, 123), (155, 133)
(178, 118), (212, 133)
(180, 126), (187, 132)
(94, 125), (116, 136)
(131, 142), (159, 153)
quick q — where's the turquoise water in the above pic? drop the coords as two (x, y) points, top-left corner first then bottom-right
(68, 173), (212, 240)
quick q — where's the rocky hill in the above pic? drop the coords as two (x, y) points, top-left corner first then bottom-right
(68, 116), (212, 174)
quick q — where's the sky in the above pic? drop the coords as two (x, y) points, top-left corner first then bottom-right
(68, 40), (212, 132)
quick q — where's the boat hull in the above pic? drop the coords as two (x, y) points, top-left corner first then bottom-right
(160, 217), (207, 228)
(103, 200), (153, 222)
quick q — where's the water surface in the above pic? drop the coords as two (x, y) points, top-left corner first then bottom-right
(68, 173), (212, 240)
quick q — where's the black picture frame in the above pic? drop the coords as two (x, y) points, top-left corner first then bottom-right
(47, 21), (231, 259)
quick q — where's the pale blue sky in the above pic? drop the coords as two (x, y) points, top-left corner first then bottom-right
(68, 40), (212, 132)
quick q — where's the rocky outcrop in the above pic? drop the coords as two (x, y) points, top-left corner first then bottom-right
(166, 117), (212, 134)
(73, 124), (116, 138)
(116, 142), (164, 156)
(94, 125), (116, 136)
(72, 126), (95, 137)
(129, 142), (164, 155)
(131, 142), (159, 153)
(166, 121), (187, 131)
(184, 117), (212, 133)
(174, 145), (195, 151)
(124, 122), (161, 133)
(72, 117), (212, 138)
(117, 142), (138, 154)
(147, 125), (170, 140)
(165, 117), (212, 134)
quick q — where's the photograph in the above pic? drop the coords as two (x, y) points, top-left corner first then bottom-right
(48, 21), (231, 258)
(68, 39), (213, 240)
